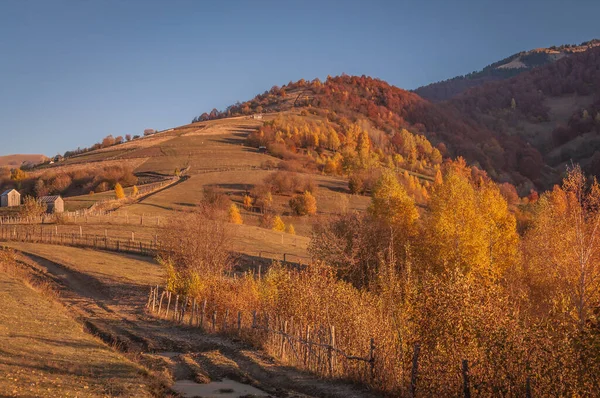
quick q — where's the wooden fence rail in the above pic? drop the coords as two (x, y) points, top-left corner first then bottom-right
(145, 286), (536, 397)
(0, 226), (158, 256)
(145, 286), (375, 384)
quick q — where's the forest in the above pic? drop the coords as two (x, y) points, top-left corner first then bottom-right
(159, 161), (599, 396)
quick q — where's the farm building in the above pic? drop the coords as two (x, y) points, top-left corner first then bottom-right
(39, 195), (64, 213)
(0, 189), (21, 207)
(252, 114), (263, 120)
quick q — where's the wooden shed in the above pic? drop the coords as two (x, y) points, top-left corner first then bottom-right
(0, 189), (21, 207)
(39, 195), (64, 213)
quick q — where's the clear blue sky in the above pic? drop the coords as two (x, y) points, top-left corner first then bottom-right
(1, 0), (599, 156)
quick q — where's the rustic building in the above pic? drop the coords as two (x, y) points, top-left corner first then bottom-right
(0, 189), (21, 207)
(39, 195), (64, 213)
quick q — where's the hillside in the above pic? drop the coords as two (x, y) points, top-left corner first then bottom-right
(0, 154), (47, 168)
(415, 39), (600, 102)
(448, 45), (600, 185)
(191, 75), (545, 192)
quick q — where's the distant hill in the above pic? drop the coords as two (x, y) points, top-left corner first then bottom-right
(447, 45), (600, 186)
(0, 154), (48, 168)
(414, 40), (600, 102)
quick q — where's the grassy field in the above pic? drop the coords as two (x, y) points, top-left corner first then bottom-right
(0, 263), (153, 397)
(4, 243), (164, 287)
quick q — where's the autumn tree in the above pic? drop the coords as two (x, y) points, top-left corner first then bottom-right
(243, 194), (253, 210)
(20, 196), (47, 219)
(131, 185), (139, 197)
(272, 215), (285, 231)
(287, 224), (296, 235)
(114, 183), (125, 199)
(423, 164), (519, 280)
(289, 191), (317, 216)
(524, 166), (600, 329)
(228, 203), (243, 224)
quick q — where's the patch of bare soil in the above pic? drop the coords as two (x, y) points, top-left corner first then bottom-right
(14, 250), (380, 398)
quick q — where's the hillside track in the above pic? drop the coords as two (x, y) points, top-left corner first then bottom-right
(11, 246), (379, 398)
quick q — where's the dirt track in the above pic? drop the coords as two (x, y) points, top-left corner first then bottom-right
(13, 248), (380, 398)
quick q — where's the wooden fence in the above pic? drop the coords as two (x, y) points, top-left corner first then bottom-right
(145, 286), (534, 397)
(0, 225), (311, 266)
(0, 176), (179, 226)
(0, 226), (158, 256)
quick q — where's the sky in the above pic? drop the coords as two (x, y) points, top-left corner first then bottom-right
(1, 0), (599, 156)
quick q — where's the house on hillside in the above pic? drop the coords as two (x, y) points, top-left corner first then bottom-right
(39, 195), (64, 213)
(252, 114), (263, 120)
(0, 189), (21, 207)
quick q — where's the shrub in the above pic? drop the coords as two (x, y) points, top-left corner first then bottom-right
(289, 191), (317, 216)
(20, 196), (47, 218)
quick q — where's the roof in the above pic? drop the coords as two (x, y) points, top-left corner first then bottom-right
(39, 195), (62, 203)
(1, 189), (18, 196)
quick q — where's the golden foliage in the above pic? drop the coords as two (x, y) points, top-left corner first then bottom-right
(272, 215), (285, 232)
(114, 183), (125, 199)
(228, 203), (243, 224)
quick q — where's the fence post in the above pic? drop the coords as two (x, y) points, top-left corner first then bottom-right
(189, 298), (196, 326)
(369, 338), (376, 382)
(410, 343), (420, 398)
(200, 299), (207, 329)
(212, 311), (217, 331)
(304, 325), (311, 367)
(329, 325), (336, 376)
(281, 320), (288, 361)
(237, 311), (242, 335)
(223, 309), (229, 331)
(252, 310), (257, 328)
(173, 295), (179, 320)
(462, 360), (471, 398)
(165, 291), (172, 318)
(526, 377), (531, 398)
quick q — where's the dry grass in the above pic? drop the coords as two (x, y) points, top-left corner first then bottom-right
(3, 243), (164, 287)
(0, 254), (153, 397)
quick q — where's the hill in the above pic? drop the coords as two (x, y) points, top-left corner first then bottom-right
(0, 154), (48, 168)
(448, 45), (600, 186)
(414, 39), (600, 102)
(191, 75), (544, 192)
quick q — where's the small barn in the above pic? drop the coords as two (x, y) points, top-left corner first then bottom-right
(39, 195), (64, 213)
(0, 189), (21, 207)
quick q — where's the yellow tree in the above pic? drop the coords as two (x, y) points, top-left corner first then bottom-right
(369, 170), (419, 230)
(131, 185), (139, 197)
(272, 215), (285, 231)
(524, 166), (600, 329)
(228, 203), (243, 224)
(476, 181), (519, 281)
(287, 224), (296, 235)
(356, 129), (371, 168)
(424, 169), (486, 274)
(114, 183), (125, 199)
(243, 195), (253, 210)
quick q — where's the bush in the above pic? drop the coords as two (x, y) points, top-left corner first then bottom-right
(289, 191), (317, 216)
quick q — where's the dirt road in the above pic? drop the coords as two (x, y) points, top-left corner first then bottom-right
(11, 245), (380, 398)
